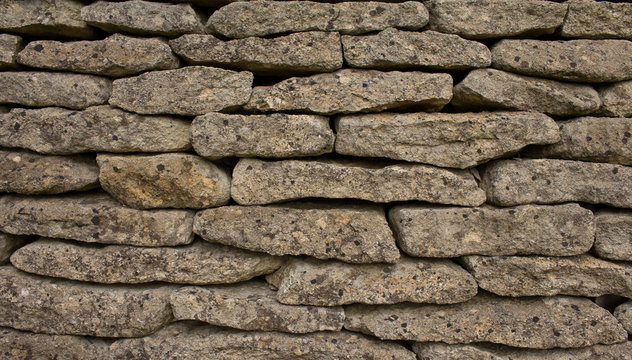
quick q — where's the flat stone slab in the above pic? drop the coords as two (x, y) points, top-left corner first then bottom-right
(0, 193), (194, 246)
(0, 266), (174, 337)
(480, 159), (632, 208)
(207, 1), (429, 38)
(231, 158), (486, 206)
(245, 69), (452, 115)
(1, 327), (108, 360)
(171, 282), (344, 333)
(97, 153), (231, 209)
(0, 0), (96, 38)
(191, 113), (334, 159)
(17, 34), (179, 77)
(561, 0), (632, 40)
(109, 66), (252, 115)
(267, 256), (477, 306)
(389, 203), (594, 258)
(614, 301), (632, 334)
(344, 294), (627, 348)
(452, 69), (601, 117)
(335, 111), (559, 168)
(0, 34), (21, 70)
(0, 150), (99, 194)
(0, 233), (28, 264)
(170, 32), (342, 76)
(342, 29), (491, 70)
(597, 80), (632, 118)
(595, 210), (632, 261)
(0, 106), (191, 155)
(194, 203), (399, 263)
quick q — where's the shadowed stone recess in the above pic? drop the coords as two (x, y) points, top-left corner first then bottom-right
(0, 34), (21, 69)
(597, 80), (632, 118)
(614, 301), (632, 334)
(0, 0), (96, 38)
(561, 0), (632, 40)
(0, 233), (28, 264)
(0, 327), (108, 360)
(595, 210), (632, 261)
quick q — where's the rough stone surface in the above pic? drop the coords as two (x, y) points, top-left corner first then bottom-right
(207, 1), (429, 38)
(17, 34), (180, 77)
(191, 113), (334, 159)
(614, 301), (632, 334)
(0, 34), (21, 69)
(0, 149), (99, 194)
(194, 203), (399, 263)
(231, 158), (486, 206)
(170, 32), (342, 76)
(335, 111), (559, 168)
(480, 159), (632, 208)
(0, 106), (191, 155)
(452, 69), (601, 117)
(344, 294), (627, 348)
(171, 282), (344, 333)
(97, 153), (231, 210)
(0, 72), (112, 109)
(0, 193), (194, 247)
(595, 210), (632, 261)
(389, 203), (594, 258)
(0, 0), (96, 38)
(425, 0), (567, 39)
(0, 327), (108, 360)
(0, 233), (28, 264)
(342, 29), (491, 70)
(597, 80), (632, 118)
(266, 256), (477, 306)
(245, 69), (452, 115)
(561, 0), (632, 40)
(109, 66), (253, 115)
(0, 266), (174, 337)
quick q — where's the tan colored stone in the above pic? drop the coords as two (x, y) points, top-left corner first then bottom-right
(0, 327), (108, 360)
(595, 210), (632, 261)
(0, 34), (21, 70)
(561, 0), (632, 40)
(614, 301), (632, 334)
(0, 233), (28, 264)
(0, 0), (96, 38)
(597, 80), (632, 117)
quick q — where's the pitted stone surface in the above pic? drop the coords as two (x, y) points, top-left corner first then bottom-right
(0, 0), (96, 38)
(1, 327), (108, 360)
(0, 233), (28, 264)
(614, 301), (632, 334)
(597, 80), (632, 118)
(595, 210), (632, 261)
(561, 0), (632, 40)
(0, 34), (21, 69)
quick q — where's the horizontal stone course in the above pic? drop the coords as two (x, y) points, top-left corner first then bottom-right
(0, 34), (21, 69)
(595, 210), (632, 261)
(561, 0), (632, 40)
(0, 0), (96, 38)
(1, 327), (108, 360)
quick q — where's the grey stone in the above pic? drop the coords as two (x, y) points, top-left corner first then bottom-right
(0, 233), (28, 264)
(191, 113), (334, 159)
(597, 80), (632, 118)
(109, 66), (253, 116)
(231, 158), (486, 206)
(245, 69), (452, 115)
(595, 210), (632, 261)
(0, 34), (21, 69)
(561, 0), (632, 40)
(194, 203), (399, 263)
(344, 294), (627, 348)
(97, 153), (231, 209)
(614, 301), (632, 334)
(389, 203), (594, 258)
(0, 327), (108, 360)
(452, 69), (601, 117)
(335, 111), (559, 169)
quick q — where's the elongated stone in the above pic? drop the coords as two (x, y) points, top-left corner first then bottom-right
(1, 327), (108, 360)
(0, 150), (98, 194)
(194, 203), (399, 263)
(231, 158), (486, 206)
(171, 282), (344, 333)
(614, 301), (632, 334)
(344, 294), (627, 348)
(561, 0), (632, 40)
(480, 159), (632, 208)
(109, 66), (253, 115)
(595, 210), (632, 261)
(0, 233), (28, 264)
(342, 29), (490, 70)
(0, 34), (21, 69)
(597, 80), (632, 118)
(389, 203), (594, 258)
(208, 1), (429, 38)
(0, 193), (194, 246)
(170, 32), (342, 76)
(191, 113), (334, 159)
(335, 111), (559, 168)
(452, 69), (601, 116)
(245, 69), (452, 115)
(97, 153), (231, 209)
(0, 0), (96, 38)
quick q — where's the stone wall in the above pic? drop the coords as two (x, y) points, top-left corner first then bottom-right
(0, 0), (631, 359)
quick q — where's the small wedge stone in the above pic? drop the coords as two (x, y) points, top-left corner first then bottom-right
(1, 327), (108, 360)
(597, 80), (632, 118)
(561, 0), (632, 40)
(614, 301), (632, 333)
(0, 233), (28, 264)
(0, 34), (21, 69)
(0, 0), (96, 38)
(595, 210), (632, 261)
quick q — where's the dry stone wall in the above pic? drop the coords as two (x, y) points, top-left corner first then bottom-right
(0, 0), (631, 359)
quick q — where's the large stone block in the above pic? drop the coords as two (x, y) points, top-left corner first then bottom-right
(0, 34), (21, 70)
(595, 210), (632, 261)
(561, 0), (632, 40)
(1, 327), (108, 360)
(0, 0), (96, 38)
(597, 80), (632, 118)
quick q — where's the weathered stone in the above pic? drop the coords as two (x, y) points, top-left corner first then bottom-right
(0, 72), (111, 109)
(109, 66), (253, 115)
(335, 111), (559, 169)
(425, 0), (567, 39)
(267, 256), (477, 306)
(17, 34), (180, 77)
(80, 0), (204, 37)
(207, 1), (429, 38)
(0, 34), (21, 69)
(0, 233), (28, 264)
(480, 159), (632, 208)
(0, 0), (96, 38)
(342, 29), (491, 70)
(191, 113), (334, 159)
(245, 69), (452, 115)
(109, 322), (417, 360)
(389, 203), (594, 258)
(0, 266), (173, 337)
(463, 255), (632, 298)
(492, 39), (632, 83)
(171, 282), (344, 333)
(11, 238), (283, 284)
(231, 158), (486, 206)
(344, 294), (627, 348)
(1, 327), (108, 360)
(561, 0), (632, 40)
(194, 203), (399, 263)
(595, 210), (632, 261)
(0, 193), (194, 246)
(170, 32), (342, 76)
(452, 69), (601, 117)
(97, 153), (231, 209)
(597, 80), (632, 118)
(0, 150), (99, 194)
(614, 301), (632, 334)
